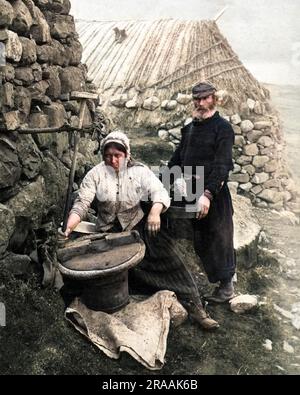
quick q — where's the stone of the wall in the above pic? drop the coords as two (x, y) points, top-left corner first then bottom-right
(7, 175), (46, 227)
(0, 0), (14, 28)
(0, 203), (15, 257)
(5, 30), (22, 62)
(16, 134), (42, 179)
(11, 0), (33, 35)
(19, 37), (37, 64)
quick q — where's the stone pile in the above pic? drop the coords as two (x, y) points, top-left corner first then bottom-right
(156, 92), (300, 212)
(0, 0), (104, 269)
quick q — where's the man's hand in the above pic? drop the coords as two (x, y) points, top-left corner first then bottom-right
(196, 194), (210, 220)
(146, 202), (164, 236)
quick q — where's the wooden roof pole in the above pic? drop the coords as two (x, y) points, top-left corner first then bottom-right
(214, 5), (229, 22)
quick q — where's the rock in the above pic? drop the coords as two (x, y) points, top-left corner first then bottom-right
(232, 164), (241, 174)
(263, 179), (280, 189)
(258, 136), (273, 147)
(0, 204), (15, 257)
(254, 121), (272, 130)
(254, 101), (265, 115)
(233, 194), (261, 263)
(251, 172), (269, 184)
(2, 82), (14, 108)
(168, 128), (181, 140)
(253, 155), (269, 168)
(176, 93), (192, 105)
(11, 0), (33, 35)
(229, 173), (250, 183)
(3, 110), (21, 130)
(28, 112), (48, 129)
(234, 135), (245, 147)
(45, 13), (75, 40)
(264, 160), (277, 173)
(29, 5), (51, 44)
(243, 164), (256, 176)
(0, 135), (21, 188)
(255, 200), (268, 208)
(283, 341), (294, 354)
(43, 102), (67, 128)
(244, 143), (258, 156)
(59, 66), (84, 94)
(215, 90), (230, 106)
(231, 114), (241, 125)
(258, 189), (283, 203)
(251, 185), (263, 195)
(5, 30), (22, 62)
(52, 39), (68, 66)
(184, 117), (192, 126)
(239, 102), (250, 119)
(236, 155), (252, 166)
(36, 43), (54, 63)
(247, 98), (256, 110)
(268, 201), (284, 210)
(240, 120), (254, 133)
(110, 94), (128, 107)
(232, 124), (242, 135)
(45, 65), (61, 99)
(247, 130), (263, 143)
(226, 181), (238, 195)
(229, 295), (258, 314)
(14, 86), (31, 122)
(1, 62), (15, 81)
(16, 134), (42, 179)
(263, 339), (273, 351)
(161, 100), (177, 111)
(65, 38), (83, 66)
(125, 97), (141, 109)
(63, 99), (80, 114)
(0, 253), (33, 276)
(14, 66), (34, 85)
(0, 0), (14, 28)
(40, 152), (69, 209)
(31, 62), (42, 81)
(19, 37), (37, 64)
(143, 96), (160, 111)
(0, 27), (8, 41)
(158, 130), (169, 141)
(7, 175), (46, 227)
(239, 182), (252, 192)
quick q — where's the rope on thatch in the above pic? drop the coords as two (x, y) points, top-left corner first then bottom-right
(154, 56), (238, 90)
(146, 40), (224, 89)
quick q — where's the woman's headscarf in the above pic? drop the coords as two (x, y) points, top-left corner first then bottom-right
(100, 130), (131, 157)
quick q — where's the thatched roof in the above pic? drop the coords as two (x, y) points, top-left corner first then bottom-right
(76, 19), (270, 128)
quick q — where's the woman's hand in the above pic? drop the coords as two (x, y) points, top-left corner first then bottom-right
(196, 194), (210, 220)
(147, 203), (164, 236)
(63, 213), (81, 237)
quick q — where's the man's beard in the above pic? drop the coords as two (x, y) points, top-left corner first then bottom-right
(195, 103), (215, 119)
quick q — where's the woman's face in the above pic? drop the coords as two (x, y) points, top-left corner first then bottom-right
(104, 147), (126, 171)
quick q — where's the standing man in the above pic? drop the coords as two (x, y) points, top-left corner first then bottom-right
(167, 82), (236, 303)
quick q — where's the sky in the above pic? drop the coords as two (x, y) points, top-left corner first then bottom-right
(70, 0), (300, 85)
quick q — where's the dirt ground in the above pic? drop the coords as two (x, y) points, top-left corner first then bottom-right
(0, 205), (299, 375)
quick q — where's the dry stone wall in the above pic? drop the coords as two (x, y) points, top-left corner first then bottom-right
(0, 0), (103, 267)
(155, 91), (300, 212)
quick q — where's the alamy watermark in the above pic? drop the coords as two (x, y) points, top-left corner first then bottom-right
(0, 302), (6, 327)
(0, 42), (6, 67)
(100, 163), (205, 212)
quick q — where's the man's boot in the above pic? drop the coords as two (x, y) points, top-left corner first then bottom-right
(181, 299), (219, 330)
(204, 278), (235, 303)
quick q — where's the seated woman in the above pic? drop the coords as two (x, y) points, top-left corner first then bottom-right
(64, 131), (219, 330)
